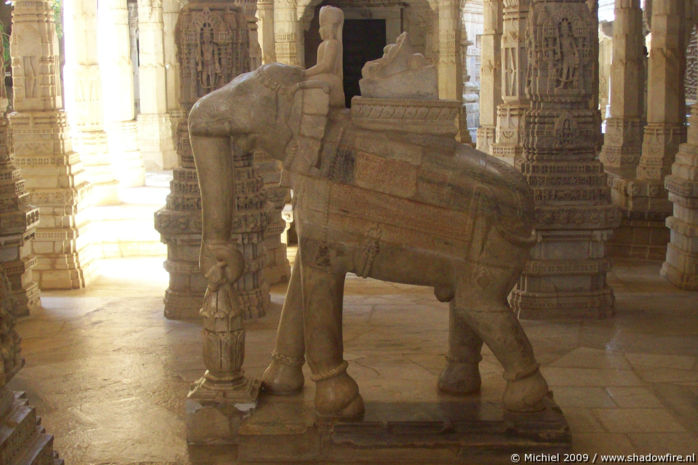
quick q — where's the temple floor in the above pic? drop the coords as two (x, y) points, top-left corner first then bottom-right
(6, 254), (698, 464)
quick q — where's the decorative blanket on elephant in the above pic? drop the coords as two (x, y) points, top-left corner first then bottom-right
(290, 112), (534, 255)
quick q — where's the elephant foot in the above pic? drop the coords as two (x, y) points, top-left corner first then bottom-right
(437, 358), (481, 395)
(261, 353), (304, 395)
(313, 361), (365, 419)
(503, 367), (549, 413)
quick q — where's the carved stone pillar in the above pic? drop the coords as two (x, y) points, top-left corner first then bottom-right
(9, 0), (96, 289)
(257, 0), (276, 64)
(661, 99), (698, 289)
(600, 0), (645, 171)
(164, 0), (185, 134)
(137, 0), (177, 170)
(509, 0), (620, 319)
(438, 0), (470, 143)
(99, 0), (146, 188)
(274, 0), (302, 66)
(476, 0), (502, 154)
(155, 1), (271, 319)
(1, 270), (62, 464)
(605, 0), (689, 259)
(0, 94), (39, 316)
(491, 0), (529, 165)
(64, 0), (118, 204)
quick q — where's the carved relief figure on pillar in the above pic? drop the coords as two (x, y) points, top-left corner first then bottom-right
(197, 23), (223, 91)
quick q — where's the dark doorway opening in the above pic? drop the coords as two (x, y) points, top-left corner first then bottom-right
(304, 8), (386, 107)
(342, 19), (386, 107)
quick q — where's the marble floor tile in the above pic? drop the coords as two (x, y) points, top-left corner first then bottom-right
(605, 387), (664, 408)
(592, 408), (686, 433)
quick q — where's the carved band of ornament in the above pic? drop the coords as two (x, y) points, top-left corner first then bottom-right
(510, 292), (614, 311)
(666, 176), (698, 198)
(535, 205), (620, 229)
(351, 98), (460, 136)
(523, 258), (611, 276)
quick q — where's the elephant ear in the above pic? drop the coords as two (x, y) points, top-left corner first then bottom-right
(281, 80), (331, 183)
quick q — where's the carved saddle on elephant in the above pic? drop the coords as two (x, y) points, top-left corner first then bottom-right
(281, 80), (536, 278)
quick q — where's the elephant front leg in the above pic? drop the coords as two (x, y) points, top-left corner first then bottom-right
(262, 259), (305, 394)
(301, 252), (364, 418)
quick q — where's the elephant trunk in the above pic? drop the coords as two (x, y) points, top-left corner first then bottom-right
(190, 133), (234, 243)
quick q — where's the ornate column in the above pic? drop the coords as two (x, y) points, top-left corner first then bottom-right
(476, 0), (502, 154)
(137, 0), (177, 170)
(273, 0), (302, 66)
(437, 0), (470, 142)
(605, 0), (689, 259)
(661, 100), (698, 289)
(99, 0), (146, 188)
(257, 0), (276, 64)
(1, 270), (62, 464)
(155, 1), (270, 319)
(164, 0), (186, 135)
(600, 0), (645, 171)
(509, 0), (620, 319)
(9, 0), (96, 289)
(63, 0), (118, 204)
(491, 0), (529, 164)
(0, 87), (39, 316)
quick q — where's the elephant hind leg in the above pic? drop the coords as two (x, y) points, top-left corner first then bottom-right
(438, 303), (483, 395)
(453, 266), (550, 412)
(262, 259), (305, 395)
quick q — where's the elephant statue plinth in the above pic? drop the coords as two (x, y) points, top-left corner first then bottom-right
(190, 60), (551, 420)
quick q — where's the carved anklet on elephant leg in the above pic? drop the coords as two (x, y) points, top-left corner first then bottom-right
(311, 361), (365, 418)
(261, 352), (305, 395)
(502, 364), (550, 412)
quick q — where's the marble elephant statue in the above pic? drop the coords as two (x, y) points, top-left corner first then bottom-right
(189, 63), (550, 418)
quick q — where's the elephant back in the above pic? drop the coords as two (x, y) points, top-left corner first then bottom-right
(314, 120), (535, 251)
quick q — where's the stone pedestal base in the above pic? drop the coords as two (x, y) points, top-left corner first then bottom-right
(476, 125), (496, 155)
(214, 394), (571, 464)
(0, 231), (40, 317)
(0, 389), (63, 465)
(491, 104), (526, 165)
(606, 169), (672, 260)
(510, 230), (616, 320)
(160, 236), (206, 320)
(10, 110), (98, 290)
(661, 145), (698, 289)
(137, 113), (177, 170)
(186, 377), (261, 444)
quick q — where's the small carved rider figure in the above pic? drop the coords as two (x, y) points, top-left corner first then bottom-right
(304, 6), (345, 107)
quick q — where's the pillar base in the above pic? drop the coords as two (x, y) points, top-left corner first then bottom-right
(606, 169), (672, 260)
(107, 120), (145, 188)
(661, 244), (698, 290)
(0, 390), (63, 465)
(164, 288), (205, 320)
(137, 113), (177, 170)
(510, 287), (615, 319)
(476, 125), (496, 155)
(74, 129), (119, 205)
(186, 375), (260, 445)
